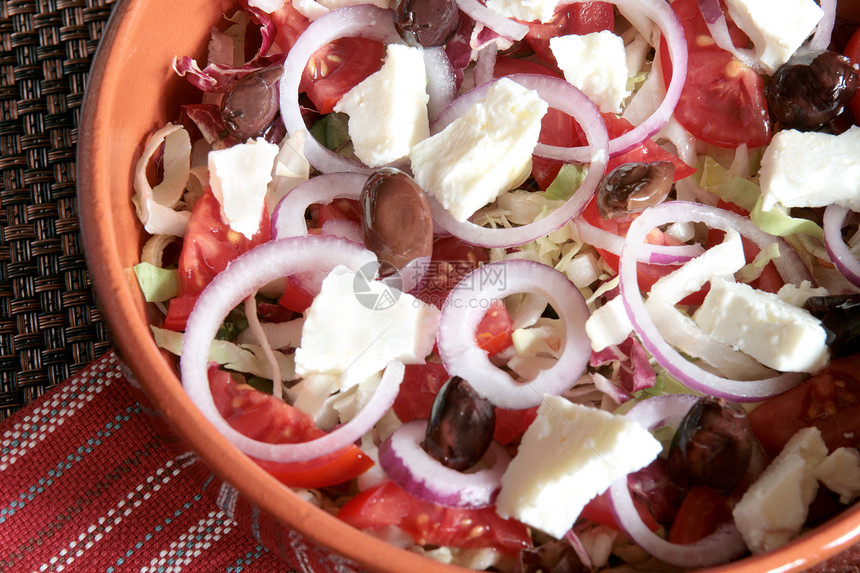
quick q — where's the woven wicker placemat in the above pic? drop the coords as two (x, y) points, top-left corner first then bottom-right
(0, 0), (117, 421)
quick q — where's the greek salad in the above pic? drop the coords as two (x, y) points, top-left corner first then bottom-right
(131, 0), (860, 570)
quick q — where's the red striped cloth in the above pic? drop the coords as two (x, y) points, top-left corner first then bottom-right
(0, 351), (362, 573)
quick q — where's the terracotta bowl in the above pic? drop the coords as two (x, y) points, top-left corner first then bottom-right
(77, 0), (860, 571)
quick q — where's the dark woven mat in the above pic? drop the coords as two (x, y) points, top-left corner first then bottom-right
(0, 0), (117, 421)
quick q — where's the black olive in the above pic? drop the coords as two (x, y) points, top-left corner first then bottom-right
(596, 161), (675, 219)
(423, 377), (495, 471)
(221, 66), (283, 140)
(361, 168), (434, 277)
(393, 0), (460, 48)
(767, 49), (859, 132)
(667, 396), (754, 494)
(804, 294), (860, 358)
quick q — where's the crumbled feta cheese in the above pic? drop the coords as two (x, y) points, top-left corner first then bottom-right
(495, 395), (662, 539)
(776, 280), (830, 307)
(295, 265), (439, 389)
(550, 32), (630, 114)
(334, 44), (429, 168)
(208, 137), (279, 239)
(485, 0), (561, 24)
(760, 126), (860, 212)
(733, 427), (828, 554)
(585, 296), (632, 352)
(410, 77), (548, 222)
(693, 277), (829, 373)
(724, 0), (824, 74)
(813, 447), (860, 504)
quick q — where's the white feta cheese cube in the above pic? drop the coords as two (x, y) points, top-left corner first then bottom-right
(495, 395), (662, 539)
(733, 427), (828, 554)
(585, 296), (633, 352)
(813, 447), (860, 504)
(334, 44), (429, 168)
(485, 0), (560, 24)
(692, 277), (829, 373)
(208, 137), (279, 239)
(410, 77), (548, 222)
(550, 32), (630, 114)
(759, 126), (860, 212)
(295, 265), (440, 389)
(724, 0), (823, 74)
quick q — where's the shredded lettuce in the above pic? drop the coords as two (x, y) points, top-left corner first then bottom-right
(544, 164), (587, 201)
(750, 197), (824, 240)
(150, 325), (296, 381)
(133, 262), (179, 302)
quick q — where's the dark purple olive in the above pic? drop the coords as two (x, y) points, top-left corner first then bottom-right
(221, 66), (283, 140)
(596, 161), (675, 219)
(423, 377), (495, 471)
(667, 396), (754, 494)
(804, 294), (860, 358)
(393, 0), (460, 48)
(361, 168), (433, 276)
(767, 49), (859, 132)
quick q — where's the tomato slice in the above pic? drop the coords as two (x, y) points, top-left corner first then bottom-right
(493, 406), (538, 445)
(392, 362), (451, 423)
(523, 2), (615, 65)
(748, 354), (860, 458)
(667, 486), (733, 544)
(660, 0), (770, 148)
(844, 27), (860, 126)
(580, 490), (660, 532)
(476, 300), (514, 356)
(269, 1), (386, 114)
(337, 481), (532, 556)
(163, 189), (269, 331)
(209, 365), (373, 488)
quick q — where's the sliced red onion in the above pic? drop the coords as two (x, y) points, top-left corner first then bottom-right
(180, 234), (405, 462)
(575, 218), (705, 265)
(429, 73), (609, 248)
(473, 43), (498, 87)
(618, 201), (808, 402)
(279, 5), (402, 174)
(696, 0), (761, 71)
(437, 259), (591, 409)
(607, 394), (748, 567)
(423, 46), (457, 122)
(823, 205), (860, 288)
(454, 0), (529, 41)
(556, 0), (688, 158)
(808, 0), (836, 51)
(564, 530), (594, 570)
(271, 172), (367, 238)
(378, 420), (510, 508)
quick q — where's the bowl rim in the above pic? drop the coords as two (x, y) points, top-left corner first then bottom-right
(75, 0), (860, 571)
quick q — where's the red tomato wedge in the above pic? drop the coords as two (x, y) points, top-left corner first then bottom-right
(164, 189), (269, 331)
(667, 486), (733, 544)
(269, 1), (386, 114)
(748, 354), (860, 458)
(659, 0), (770, 148)
(392, 361), (451, 423)
(337, 481), (532, 556)
(476, 300), (514, 356)
(209, 365), (373, 488)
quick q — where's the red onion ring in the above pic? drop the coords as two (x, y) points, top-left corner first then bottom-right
(607, 394), (748, 567)
(279, 5), (402, 174)
(437, 259), (591, 409)
(555, 0), (688, 159)
(271, 172), (367, 238)
(808, 0), (836, 51)
(823, 205), (860, 288)
(696, 0), (760, 71)
(429, 73), (609, 248)
(378, 419), (511, 508)
(575, 218), (705, 265)
(454, 0), (529, 41)
(181, 234), (405, 462)
(618, 201), (809, 402)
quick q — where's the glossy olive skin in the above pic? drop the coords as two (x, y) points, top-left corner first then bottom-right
(423, 377), (496, 471)
(393, 0), (460, 48)
(667, 396), (754, 494)
(805, 294), (860, 358)
(596, 161), (675, 219)
(361, 168), (433, 276)
(767, 49), (859, 131)
(221, 66), (282, 140)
